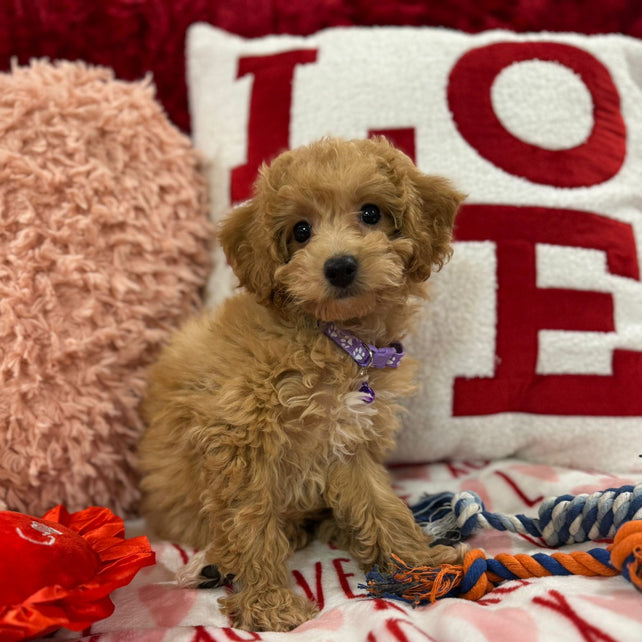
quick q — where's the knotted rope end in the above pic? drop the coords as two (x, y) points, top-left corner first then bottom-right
(609, 521), (642, 591)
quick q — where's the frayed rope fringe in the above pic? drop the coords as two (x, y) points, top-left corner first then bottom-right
(361, 484), (642, 605)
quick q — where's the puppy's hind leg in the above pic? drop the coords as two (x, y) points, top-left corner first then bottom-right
(176, 550), (234, 589)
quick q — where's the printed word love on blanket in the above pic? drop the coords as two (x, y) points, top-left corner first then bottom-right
(187, 25), (642, 473)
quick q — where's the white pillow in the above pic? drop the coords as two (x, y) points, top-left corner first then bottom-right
(187, 24), (642, 473)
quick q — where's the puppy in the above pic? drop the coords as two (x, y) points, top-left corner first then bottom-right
(138, 137), (464, 632)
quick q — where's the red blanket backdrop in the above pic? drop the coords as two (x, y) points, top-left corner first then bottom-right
(2, 0), (641, 132)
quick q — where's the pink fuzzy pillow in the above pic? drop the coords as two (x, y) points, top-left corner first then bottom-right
(0, 61), (211, 517)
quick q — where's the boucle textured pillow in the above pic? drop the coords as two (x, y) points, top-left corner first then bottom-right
(187, 25), (642, 473)
(0, 61), (211, 517)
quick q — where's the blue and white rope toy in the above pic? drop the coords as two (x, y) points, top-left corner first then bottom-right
(362, 483), (642, 604)
(412, 483), (642, 546)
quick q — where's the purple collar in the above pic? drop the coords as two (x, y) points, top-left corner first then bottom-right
(322, 323), (405, 370)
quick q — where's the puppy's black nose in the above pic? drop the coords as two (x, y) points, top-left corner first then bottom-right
(324, 255), (358, 288)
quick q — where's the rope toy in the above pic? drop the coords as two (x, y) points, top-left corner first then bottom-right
(412, 483), (642, 546)
(361, 484), (642, 605)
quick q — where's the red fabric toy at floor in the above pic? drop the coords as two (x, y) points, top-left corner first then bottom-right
(0, 505), (155, 642)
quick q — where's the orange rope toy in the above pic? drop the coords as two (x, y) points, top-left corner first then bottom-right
(362, 486), (642, 605)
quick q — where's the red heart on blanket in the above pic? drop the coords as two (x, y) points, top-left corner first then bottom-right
(138, 584), (199, 627)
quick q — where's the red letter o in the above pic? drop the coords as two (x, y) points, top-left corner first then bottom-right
(448, 42), (626, 187)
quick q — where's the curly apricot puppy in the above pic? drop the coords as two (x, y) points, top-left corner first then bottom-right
(138, 137), (464, 632)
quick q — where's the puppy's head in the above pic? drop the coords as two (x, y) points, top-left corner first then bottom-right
(219, 137), (463, 322)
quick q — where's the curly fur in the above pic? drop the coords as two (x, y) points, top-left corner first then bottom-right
(138, 137), (464, 631)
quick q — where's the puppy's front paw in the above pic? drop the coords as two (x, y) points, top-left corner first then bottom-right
(372, 540), (469, 573)
(425, 542), (468, 567)
(221, 587), (319, 632)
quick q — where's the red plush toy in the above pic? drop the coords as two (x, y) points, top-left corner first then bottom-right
(0, 505), (155, 641)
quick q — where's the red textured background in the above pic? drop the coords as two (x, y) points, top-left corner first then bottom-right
(2, 0), (641, 132)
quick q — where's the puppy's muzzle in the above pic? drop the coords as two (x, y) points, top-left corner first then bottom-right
(324, 254), (358, 289)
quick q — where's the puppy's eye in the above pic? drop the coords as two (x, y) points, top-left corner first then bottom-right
(360, 204), (381, 226)
(292, 220), (312, 243)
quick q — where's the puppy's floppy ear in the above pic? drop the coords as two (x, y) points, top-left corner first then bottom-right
(218, 199), (278, 303)
(401, 167), (465, 282)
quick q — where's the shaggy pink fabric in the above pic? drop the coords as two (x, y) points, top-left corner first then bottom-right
(0, 61), (211, 517)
